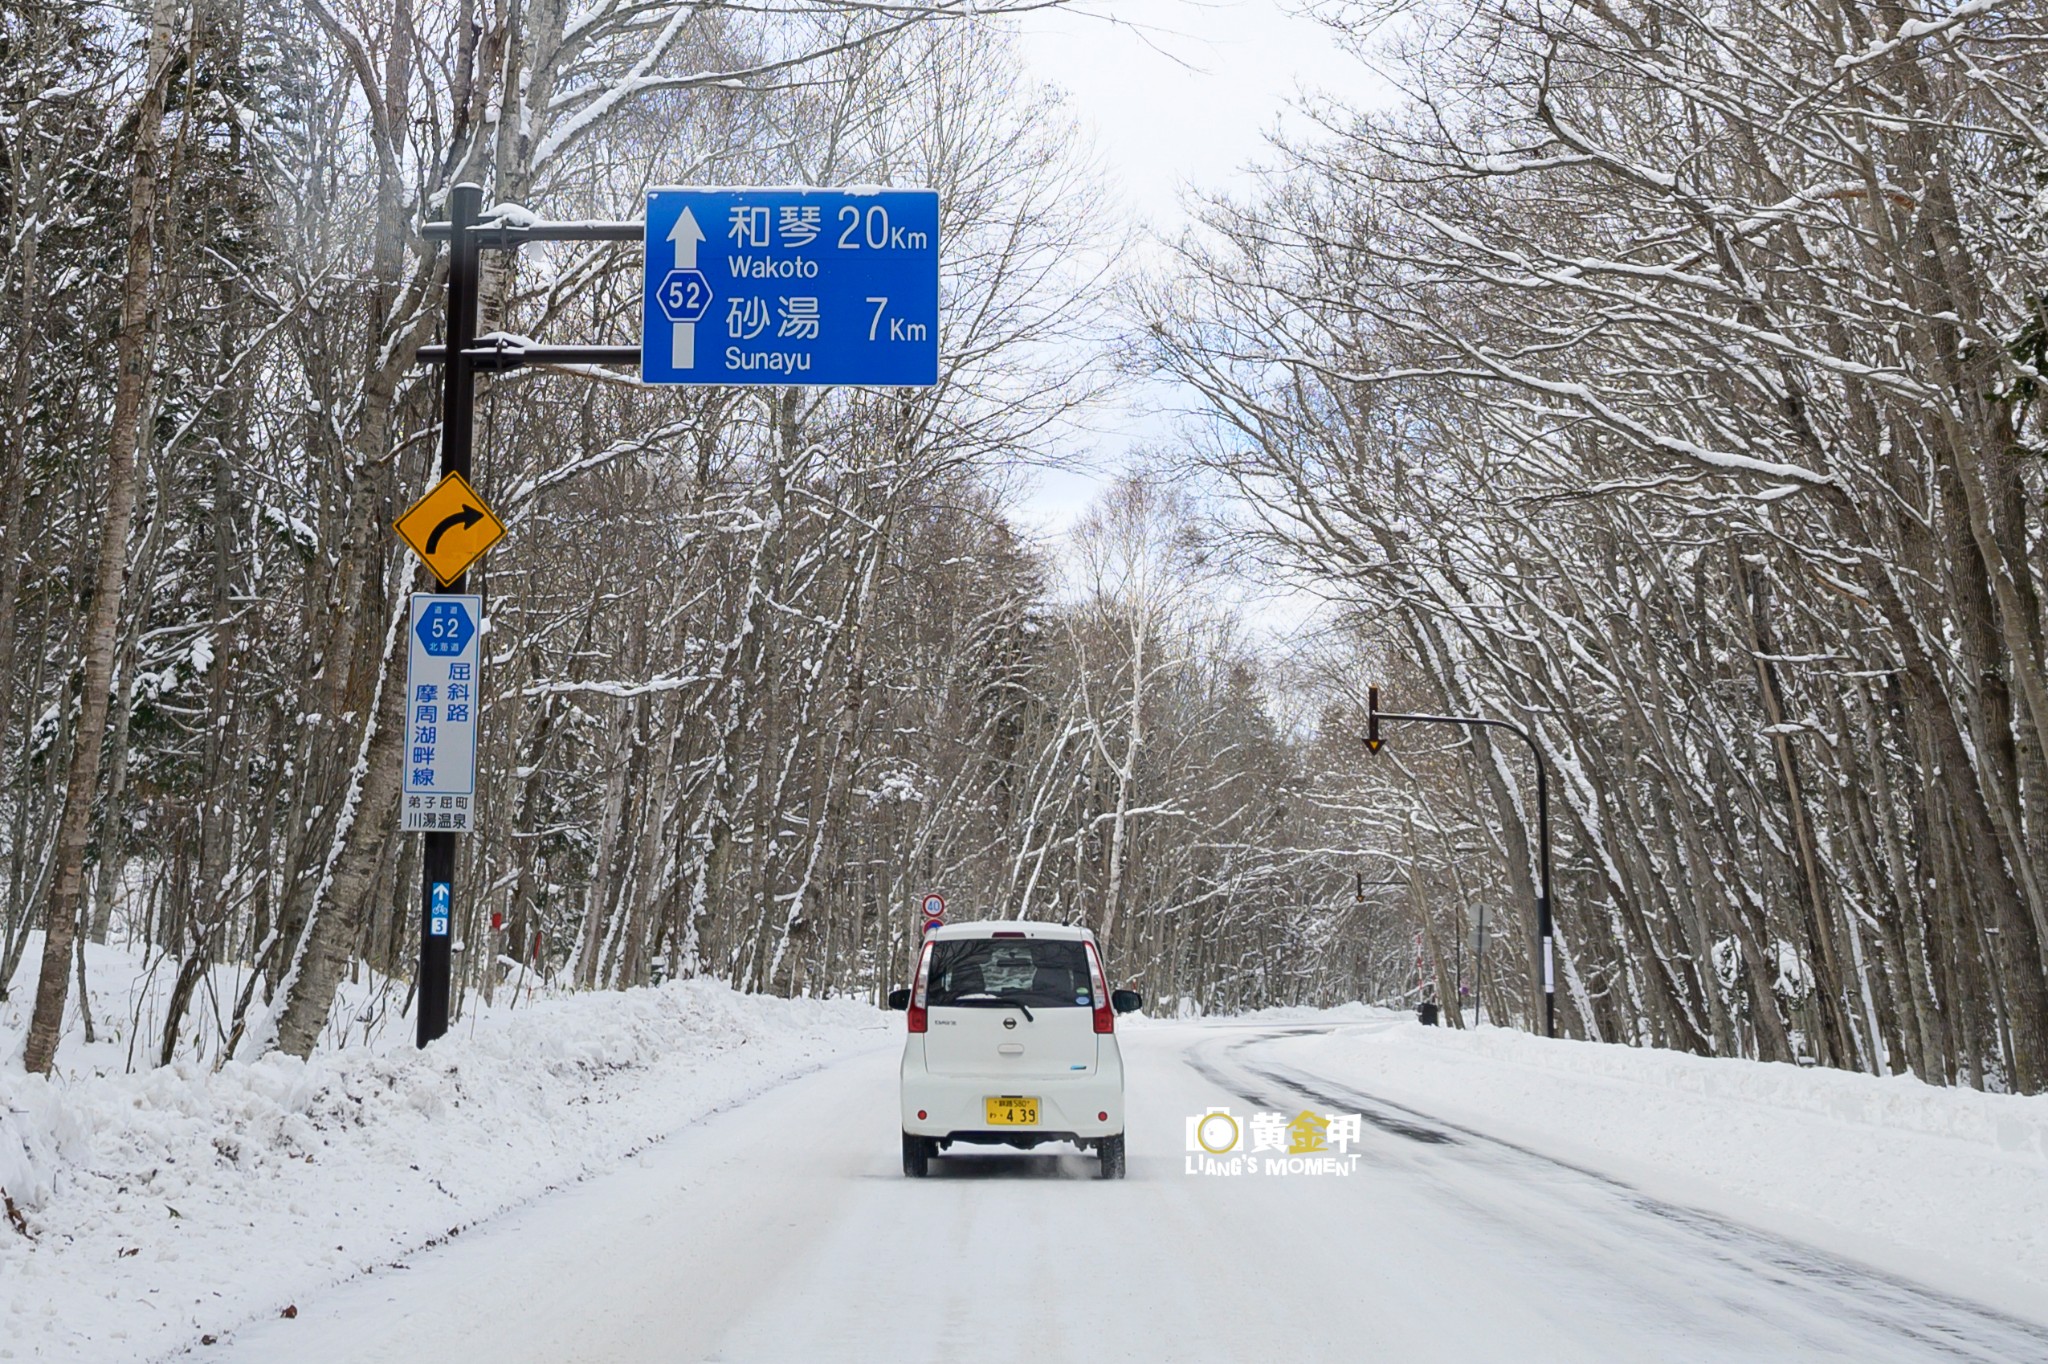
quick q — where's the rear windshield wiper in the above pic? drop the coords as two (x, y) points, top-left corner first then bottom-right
(953, 993), (1033, 1022)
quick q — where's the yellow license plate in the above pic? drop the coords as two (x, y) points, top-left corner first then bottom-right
(984, 1095), (1040, 1126)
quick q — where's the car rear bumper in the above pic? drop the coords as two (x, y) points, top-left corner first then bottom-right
(900, 1046), (1125, 1139)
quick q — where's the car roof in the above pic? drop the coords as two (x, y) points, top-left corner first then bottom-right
(926, 920), (1095, 943)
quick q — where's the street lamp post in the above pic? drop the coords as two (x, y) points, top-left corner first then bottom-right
(1366, 686), (1557, 1039)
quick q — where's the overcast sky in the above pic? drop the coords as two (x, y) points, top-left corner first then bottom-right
(1004, 0), (1387, 534)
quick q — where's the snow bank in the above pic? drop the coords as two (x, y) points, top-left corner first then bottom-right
(0, 975), (889, 1362)
(1264, 1018), (2048, 1320)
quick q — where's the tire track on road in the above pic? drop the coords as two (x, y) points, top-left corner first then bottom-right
(1183, 1025), (2048, 1364)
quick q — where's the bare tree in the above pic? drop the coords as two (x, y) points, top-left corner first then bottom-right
(19, 0), (178, 1074)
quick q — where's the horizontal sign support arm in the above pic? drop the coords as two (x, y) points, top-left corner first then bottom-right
(418, 344), (642, 370)
(422, 219), (642, 245)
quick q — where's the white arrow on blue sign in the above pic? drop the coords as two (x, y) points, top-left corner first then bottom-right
(641, 187), (939, 388)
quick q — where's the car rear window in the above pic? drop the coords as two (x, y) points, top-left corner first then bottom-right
(927, 938), (1093, 1008)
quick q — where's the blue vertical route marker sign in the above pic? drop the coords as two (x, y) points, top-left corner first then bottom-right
(402, 593), (482, 833)
(641, 188), (939, 387)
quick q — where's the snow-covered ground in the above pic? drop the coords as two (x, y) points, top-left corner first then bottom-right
(204, 1017), (2048, 1364)
(1249, 1015), (2048, 1321)
(0, 942), (889, 1362)
(7, 964), (2048, 1363)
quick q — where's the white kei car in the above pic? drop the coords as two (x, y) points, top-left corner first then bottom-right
(889, 921), (1143, 1179)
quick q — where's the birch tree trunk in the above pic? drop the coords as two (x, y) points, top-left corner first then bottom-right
(20, 0), (176, 1074)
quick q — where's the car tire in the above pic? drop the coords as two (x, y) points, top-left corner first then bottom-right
(1096, 1133), (1126, 1180)
(903, 1132), (934, 1178)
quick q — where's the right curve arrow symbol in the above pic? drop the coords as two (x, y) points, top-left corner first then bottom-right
(424, 505), (484, 554)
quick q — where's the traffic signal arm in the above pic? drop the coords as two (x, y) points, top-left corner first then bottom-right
(1356, 688), (1559, 1039)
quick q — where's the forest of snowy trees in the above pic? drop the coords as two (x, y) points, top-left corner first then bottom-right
(2, 0), (2044, 1093)
(0, 0), (1408, 1078)
(1147, 0), (2048, 1089)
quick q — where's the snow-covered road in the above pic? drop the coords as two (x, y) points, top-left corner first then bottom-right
(206, 1021), (2048, 1364)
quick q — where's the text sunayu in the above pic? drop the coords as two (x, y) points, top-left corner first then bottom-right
(725, 348), (812, 373)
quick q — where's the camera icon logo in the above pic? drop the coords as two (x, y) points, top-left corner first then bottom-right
(1185, 1106), (1242, 1155)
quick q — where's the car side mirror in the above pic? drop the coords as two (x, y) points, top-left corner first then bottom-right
(886, 987), (911, 1011)
(1111, 989), (1143, 1015)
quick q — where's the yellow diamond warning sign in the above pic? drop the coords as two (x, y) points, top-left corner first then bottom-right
(394, 472), (505, 585)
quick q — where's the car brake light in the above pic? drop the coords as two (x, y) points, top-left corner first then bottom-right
(992, 931), (1026, 938)
(907, 941), (934, 1033)
(1086, 942), (1114, 1034)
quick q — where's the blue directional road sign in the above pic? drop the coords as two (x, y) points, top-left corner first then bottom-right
(641, 188), (938, 388)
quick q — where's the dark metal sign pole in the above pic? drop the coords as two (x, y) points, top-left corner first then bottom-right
(417, 182), (482, 1047)
(1367, 686), (1556, 1039)
(413, 189), (642, 1047)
